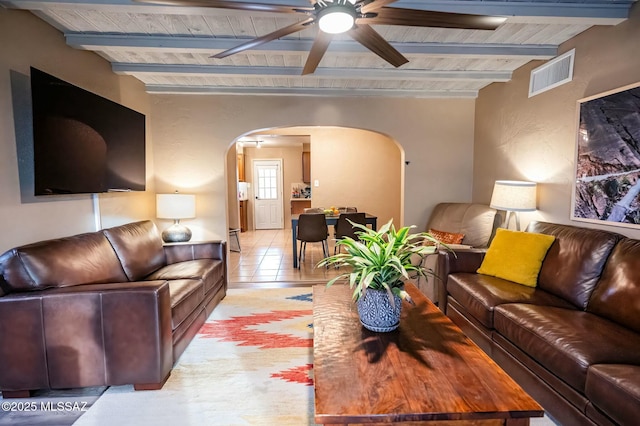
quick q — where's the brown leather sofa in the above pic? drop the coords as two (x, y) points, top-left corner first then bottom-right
(438, 221), (640, 426)
(0, 220), (227, 398)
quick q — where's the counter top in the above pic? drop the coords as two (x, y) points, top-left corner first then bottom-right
(290, 198), (311, 201)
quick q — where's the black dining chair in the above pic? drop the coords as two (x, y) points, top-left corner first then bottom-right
(334, 212), (367, 254)
(296, 213), (329, 266)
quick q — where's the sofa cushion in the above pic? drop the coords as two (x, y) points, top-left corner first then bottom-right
(588, 238), (640, 333)
(494, 304), (640, 393)
(527, 221), (623, 309)
(477, 229), (555, 287)
(447, 273), (574, 328)
(0, 232), (128, 292)
(586, 364), (640, 426)
(146, 259), (224, 295)
(167, 279), (204, 331)
(103, 221), (166, 281)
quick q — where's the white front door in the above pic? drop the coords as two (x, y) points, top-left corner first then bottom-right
(253, 159), (284, 230)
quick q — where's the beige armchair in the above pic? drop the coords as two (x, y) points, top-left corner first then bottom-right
(417, 203), (499, 308)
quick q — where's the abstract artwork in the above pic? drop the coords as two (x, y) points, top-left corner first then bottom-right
(572, 82), (640, 227)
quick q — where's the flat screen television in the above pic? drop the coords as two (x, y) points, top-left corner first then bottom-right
(30, 67), (146, 195)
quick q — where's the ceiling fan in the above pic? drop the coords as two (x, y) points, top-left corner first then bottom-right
(134, 0), (506, 75)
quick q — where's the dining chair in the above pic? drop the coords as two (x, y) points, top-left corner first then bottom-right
(334, 212), (366, 254)
(228, 228), (241, 253)
(296, 213), (329, 266)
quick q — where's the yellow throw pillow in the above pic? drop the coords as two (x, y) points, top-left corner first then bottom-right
(477, 229), (556, 287)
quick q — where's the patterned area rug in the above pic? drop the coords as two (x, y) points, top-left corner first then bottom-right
(74, 286), (315, 426)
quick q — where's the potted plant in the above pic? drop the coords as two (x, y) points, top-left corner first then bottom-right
(317, 219), (444, 332)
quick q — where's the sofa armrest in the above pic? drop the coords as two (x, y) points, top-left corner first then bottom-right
(0, 281), (173, 392)
(436, 249), (487, 310)
(163, 240), (226, 264)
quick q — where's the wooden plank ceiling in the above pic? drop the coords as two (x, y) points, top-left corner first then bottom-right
(1, 0), (636, 98)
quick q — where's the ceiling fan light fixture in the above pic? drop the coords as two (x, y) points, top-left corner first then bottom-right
(318, 4), (356, 34)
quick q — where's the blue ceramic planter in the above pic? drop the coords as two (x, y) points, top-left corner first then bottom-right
(356, 288), (402, 332)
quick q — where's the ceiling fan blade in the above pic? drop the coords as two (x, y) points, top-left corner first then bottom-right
(359, 7), (505, 30)
(302, 31), (333, 75)
(348, 24), (408, 68)
(211, 18), (313, 59)
(133, 0), (312, 14)
(358, 0), (398, 14)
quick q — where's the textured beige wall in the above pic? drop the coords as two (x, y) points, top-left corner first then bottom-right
(474, 4), (640, 238)
(310, 127), (402, 227)
(151, 95), (476, 241)
(0, 9), (153, 251)
(226, 146), (240, 230)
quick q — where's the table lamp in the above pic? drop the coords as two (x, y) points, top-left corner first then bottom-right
(156, 192), (196, 242)
(490, 180), (537, 231)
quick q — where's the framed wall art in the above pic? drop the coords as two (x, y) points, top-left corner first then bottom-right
(572, 82), (640, 228)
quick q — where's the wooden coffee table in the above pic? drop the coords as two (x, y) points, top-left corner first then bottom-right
(313, 283), (544, 425)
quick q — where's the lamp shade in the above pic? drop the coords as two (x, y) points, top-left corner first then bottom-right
(156, 193), (196, 219)
(490, 181), (537, 212)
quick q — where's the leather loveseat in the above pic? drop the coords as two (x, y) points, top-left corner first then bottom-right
(417, 202), (499, 306)
(0, 220), (227, 398)
(438, 221), (640, 426)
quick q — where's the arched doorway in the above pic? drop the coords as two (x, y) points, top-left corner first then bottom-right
(224, 125), (404, 284)
(226, 125), (404, 234)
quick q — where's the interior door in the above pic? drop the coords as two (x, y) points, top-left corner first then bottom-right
(253, 159), (284, 229)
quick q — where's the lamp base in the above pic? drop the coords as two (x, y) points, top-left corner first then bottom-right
(504, 211), (521, 231)
(162, 222), (192, 243)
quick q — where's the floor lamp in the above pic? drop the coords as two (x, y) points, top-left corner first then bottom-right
(490, 181), (537, 231)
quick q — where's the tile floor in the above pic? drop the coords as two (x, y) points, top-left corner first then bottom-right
(228, 228), (348, 286)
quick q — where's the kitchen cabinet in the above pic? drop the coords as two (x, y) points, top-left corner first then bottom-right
(237, 153), (245, 182)
(302, 151), (310, 183)
(239, 200), (247, 232)
(291, 199), (311, 215)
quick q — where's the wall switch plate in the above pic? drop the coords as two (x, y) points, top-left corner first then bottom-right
(314, 180), (319, 187)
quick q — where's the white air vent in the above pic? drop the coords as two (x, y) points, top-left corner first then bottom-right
(529, 49), (575, 97)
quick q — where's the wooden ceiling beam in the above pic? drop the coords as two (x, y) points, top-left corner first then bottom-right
(68, 34), (558, 59)
(112, 63), (513, 82)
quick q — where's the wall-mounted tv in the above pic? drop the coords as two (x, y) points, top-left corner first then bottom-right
(30, 67), (146, 195)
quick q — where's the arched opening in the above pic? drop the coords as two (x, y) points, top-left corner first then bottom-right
(226, 125), (404, 232)
(224, 125), (404, 284)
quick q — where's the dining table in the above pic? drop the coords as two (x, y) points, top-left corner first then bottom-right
(291, 213), (378, 268)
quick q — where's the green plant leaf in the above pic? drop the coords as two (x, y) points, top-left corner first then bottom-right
(320, 219), (455, 302)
